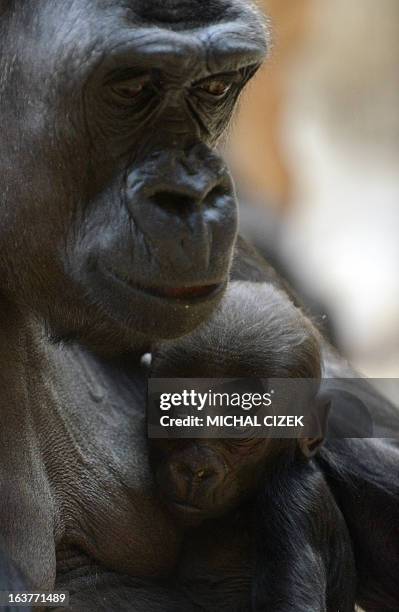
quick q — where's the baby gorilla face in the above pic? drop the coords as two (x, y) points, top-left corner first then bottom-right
(150, 437), (288, 525)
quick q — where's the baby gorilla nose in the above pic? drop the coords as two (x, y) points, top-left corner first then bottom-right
(172, 460), (217, 484)
(171, 457), (219, 488)
(158, 445), (227, 519)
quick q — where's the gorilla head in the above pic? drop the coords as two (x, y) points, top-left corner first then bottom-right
(0, 0), (267, 350)
(150, 282), (324, 524)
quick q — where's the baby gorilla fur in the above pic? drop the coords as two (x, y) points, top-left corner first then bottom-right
(149, 281), (357, 612)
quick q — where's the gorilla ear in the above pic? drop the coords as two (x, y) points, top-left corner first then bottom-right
(299, 395), (331, 458)
(299, 435), (325, 458)
(321, 387), (374, 437)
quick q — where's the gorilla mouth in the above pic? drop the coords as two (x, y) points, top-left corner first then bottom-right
(147, 285), (220, 300)
(104, 267), (224, 303)
(169, 500), (205, 514)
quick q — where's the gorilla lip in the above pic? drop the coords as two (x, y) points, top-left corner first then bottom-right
(105, 266), (224, 304)
(147, 284), (220, 300)
(168, 500), (204, 515)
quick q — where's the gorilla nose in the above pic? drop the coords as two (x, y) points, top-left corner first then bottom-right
(148, 178), (224, 213)
(126, 144), (232, 214)
(173, 461), (217, 483)
(125, 144), (237, 279)
(169, 460), (222, 501)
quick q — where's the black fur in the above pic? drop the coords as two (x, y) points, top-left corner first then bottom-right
(150, 281), (357, 611)
(233, 239), (399, 611)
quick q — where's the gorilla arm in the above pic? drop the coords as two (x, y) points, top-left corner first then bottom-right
(232, 237), (399, 610)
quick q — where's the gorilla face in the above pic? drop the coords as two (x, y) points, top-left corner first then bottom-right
(151, 437), (273, 525)
(0, 0), (267, 349)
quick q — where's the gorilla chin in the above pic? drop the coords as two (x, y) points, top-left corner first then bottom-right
(166, 501), (217, 527)
(162, 493), (240, 528)
(82, 261), (229, 342)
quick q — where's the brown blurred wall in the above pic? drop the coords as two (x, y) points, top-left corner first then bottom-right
(229, 0), (311, 209)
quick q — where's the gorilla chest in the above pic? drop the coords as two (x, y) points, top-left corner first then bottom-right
(47, 347), (181, 577)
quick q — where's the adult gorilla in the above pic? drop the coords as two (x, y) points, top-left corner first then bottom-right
(0, 0), (268, 610)
(0, 0), (267, 348)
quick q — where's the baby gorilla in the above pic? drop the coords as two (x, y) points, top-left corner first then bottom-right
(149, 281), (356, 612)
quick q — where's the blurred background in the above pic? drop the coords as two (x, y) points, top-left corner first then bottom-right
(226, 0), (399, 380)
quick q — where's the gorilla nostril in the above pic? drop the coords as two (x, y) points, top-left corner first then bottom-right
(150, 182), (228, 214)
(203, 184), (228, 205)
(151, 192), (195, 214)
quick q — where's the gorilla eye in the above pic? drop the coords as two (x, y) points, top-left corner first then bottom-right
(111, 75), (151, 100)
(198, 79), (233, 98)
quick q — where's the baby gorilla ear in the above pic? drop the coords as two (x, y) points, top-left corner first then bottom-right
(299, 436), (325, 458)
(299, 394), (331, 458)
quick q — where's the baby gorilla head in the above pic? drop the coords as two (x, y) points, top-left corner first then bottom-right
(151, 281), (321, 379)
(149, 281), (325, 525)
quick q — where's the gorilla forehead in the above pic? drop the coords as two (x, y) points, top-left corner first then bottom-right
(10, 0), (257, 23)
(1, 0), (266, 65)
(116, 0), (265, 38)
